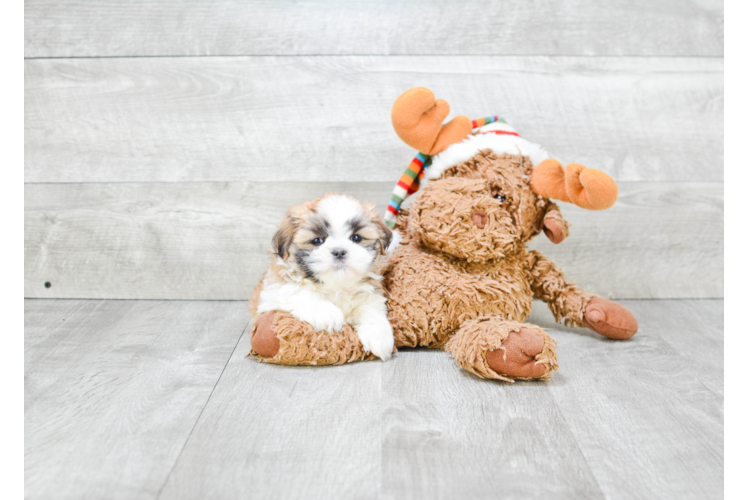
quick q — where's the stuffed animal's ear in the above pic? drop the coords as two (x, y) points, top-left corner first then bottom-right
(271, 215), (296, 259)
(531, 159), (618, 210)
(542, 203), (570, 244)
(391, 87), (472, 155)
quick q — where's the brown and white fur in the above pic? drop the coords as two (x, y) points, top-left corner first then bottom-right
(252, 193), (395, 360)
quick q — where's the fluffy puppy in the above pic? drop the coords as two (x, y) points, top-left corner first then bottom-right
(254, 193), (395, 360)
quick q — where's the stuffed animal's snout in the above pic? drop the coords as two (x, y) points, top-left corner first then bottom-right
(471, 210), (488, 229)
(408, 178), (519, 262)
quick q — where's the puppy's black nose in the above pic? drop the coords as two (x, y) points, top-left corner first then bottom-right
(332, 248), (347, 259)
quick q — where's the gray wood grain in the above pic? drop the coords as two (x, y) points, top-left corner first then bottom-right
(615, 299), (724, 397)
(380, 349), (605, 499)
(24, 181), (723, 300)
(24, 0), (724, 58)
(158, 327), (383, 500)
(150, 300), (721, 499)
(23, 299), (723, 498)
(719, 58), (748, 181)
(24, 56), (724, 184)
(720, 182), (748, 400)
(720, 182), (748, 350)
(24, 299), (248, 500)
(529, 301), (723, 499)
(721, 382), (742, 499)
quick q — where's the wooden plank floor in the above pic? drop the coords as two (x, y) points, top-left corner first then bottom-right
(24, 299), (249, 500)
(25, 299), (723, 500)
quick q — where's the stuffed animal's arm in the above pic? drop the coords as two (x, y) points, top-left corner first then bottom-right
(526, 250), (593, 328)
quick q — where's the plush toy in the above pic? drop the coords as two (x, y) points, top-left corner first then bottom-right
(249, 87), (638, 381)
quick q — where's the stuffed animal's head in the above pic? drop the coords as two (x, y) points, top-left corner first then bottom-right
(407, 151), (567, 262)
(387, 87), (619, 262)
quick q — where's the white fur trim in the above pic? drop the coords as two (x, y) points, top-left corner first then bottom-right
(426, 133), (550, 182)
(476, 122), (517, 134)
(386, 230), (403, 255)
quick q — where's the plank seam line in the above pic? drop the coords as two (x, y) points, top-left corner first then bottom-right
(154, 320), (249, 500)
(23, 54), (726, 60)
(21, 180), (728, 186)
(22, 180), (394, 186)
(21, 297), (727, 302)
(546, 390), (607, 497)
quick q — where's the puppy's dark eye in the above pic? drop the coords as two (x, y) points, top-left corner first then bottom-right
(494, 194), (506, 202)
(311, 237), (325, 246)
(350, 234), (362, 243)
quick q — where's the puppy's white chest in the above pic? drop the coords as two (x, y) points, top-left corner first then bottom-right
(320, 287), (371, 321)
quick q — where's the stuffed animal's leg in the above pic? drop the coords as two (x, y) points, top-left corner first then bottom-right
(248, 311), (379, 365)
(444, 317), (558, 381)
(527, 250), (638, 339)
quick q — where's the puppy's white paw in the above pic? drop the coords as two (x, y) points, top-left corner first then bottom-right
(356, 320), (395, 361)
(292, 301), (345, 332)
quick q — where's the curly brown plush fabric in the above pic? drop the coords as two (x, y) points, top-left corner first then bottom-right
(384, 242), (534, 349)
(380, 151), (636, 380)
(248, 310), (378, 365)
(526, 251), (593, 327)
(385, 153), (578, 342)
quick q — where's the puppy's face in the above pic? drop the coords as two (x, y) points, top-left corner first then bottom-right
(272, 194), (392, 286)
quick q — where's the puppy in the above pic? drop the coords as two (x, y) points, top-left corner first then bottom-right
(254, 193), (395, 360)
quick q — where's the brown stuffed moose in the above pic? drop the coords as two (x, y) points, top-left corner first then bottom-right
(249, 87), (638, 381)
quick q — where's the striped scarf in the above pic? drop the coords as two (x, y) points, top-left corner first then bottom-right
(384, 115), (517, 228)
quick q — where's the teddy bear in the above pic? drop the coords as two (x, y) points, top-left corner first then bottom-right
(248, 87), (638, 381)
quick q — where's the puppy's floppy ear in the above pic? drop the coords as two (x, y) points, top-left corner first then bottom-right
(361, 202), (392, 255)
(272, 215), (297, 259)
(373, 216), (393, 255)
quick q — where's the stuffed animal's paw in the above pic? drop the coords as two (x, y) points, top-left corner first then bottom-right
(584, 297), (638, 340)
(250, 311), (281, 358)
(356, 320), (395, 361)
(291, 301), (346, 333)
(486, 328), (550, 379)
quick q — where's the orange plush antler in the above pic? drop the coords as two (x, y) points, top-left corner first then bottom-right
(391, 87), (472, 155)
(530, 159), (618, 210)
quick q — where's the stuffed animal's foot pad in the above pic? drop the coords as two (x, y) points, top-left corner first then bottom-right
(251, 311), (280, 357)
(584, 297), (638, 340)
(486, 328), (549, 379)
(446, 319), (557, 381)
